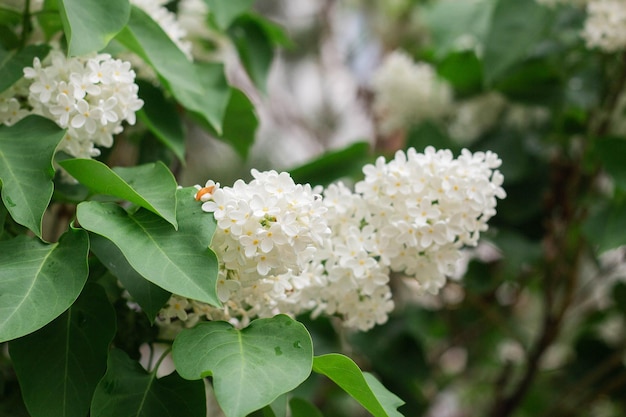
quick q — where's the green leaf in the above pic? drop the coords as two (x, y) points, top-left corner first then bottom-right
(136, 80), (186, 164)
(117, 6), (230, 134)
(437, 50), (483, 96)
(58, 0), (130, 56)
(583, 197), (626, 254)
(483, 0), (553, 85)
(59, 159), (178, 228)
(312, 354), (405, 417)
(421, 0), (495, 59)
(289, 398), (323, 417)
(205, 0), (254, 30)
(596, 137), (626, 192)
(0, 44), (50, 93)
(288, 141), (372, 187)
(9, 284), (116, 417)
(76, 187), (219, 306)
(0, 115), (66, 238)
(229, 14), (274, 93)
(172, 315), (313, 417)
(91, 349), (206, 417)
(89, 233), (170, 323)
(0, 227), (89, 342)
(220, 88), (258, 159)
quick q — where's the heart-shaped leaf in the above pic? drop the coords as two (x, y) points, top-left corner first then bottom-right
(0, 115), (66, 238)
(58, 0), (130, 56)
(76, 187), (219, 306)
(59, 159), (178, 228)
(10, 284), (116, 417)
(312, 354), (404, 417)
(89, 233), (170, 323)
(0, 227), (89, 342)
(91, 349), (206, 417)
(172, 315), (313, 417)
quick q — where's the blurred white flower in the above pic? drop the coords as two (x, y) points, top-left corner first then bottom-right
(582, 0), (626, 52)
(371, 50), (453, 134)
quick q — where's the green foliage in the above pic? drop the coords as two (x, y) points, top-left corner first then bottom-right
(312, 354), (405, 417)
(57, 0), (130, 56)
(60, 159), (178, 228)
(172, 315), (313, 417)
(90, 349), (206, 417)
(0, 44), (49, 92)
(76, 188), (220, 306)
(9, 284), (116, 417)
(0, 115), (65, 238)
(0, 227), (89, 342)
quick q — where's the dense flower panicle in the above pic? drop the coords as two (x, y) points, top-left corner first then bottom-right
(19, 50), (144, 159)
(582, 0), (626, 52)
(371, 50), (453, 134)
(159, 147), (505, 332)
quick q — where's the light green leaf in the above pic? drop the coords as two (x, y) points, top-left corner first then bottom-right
(59, 159), (178, 228)
(91, 349), (206, 417)
(89, 233), (170, 323)
(58, 0), (130, 56)
(0, 115), (66, 238)
(117, 6), (230, 134)
(0, 44), (50, 93)
(289, 398), (323, 417)
(76, 187), (219, 306)
(9, 284), (116, 417)
(172, 315), (313, 417)
(0, 227), (89, 342)
(136, 80), (186, 164)
(205, 0), (254, 30)
(483, 0), (553, 85)
(421, 0), (495, 59)
(312, 354), (405, 417)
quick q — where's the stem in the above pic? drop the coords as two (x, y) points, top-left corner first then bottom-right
(150, 346), (172, 374)
(20, 0), (32, 48)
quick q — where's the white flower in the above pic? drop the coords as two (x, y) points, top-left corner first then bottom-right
(22, 49), (144, 160)
(371, 50), (453, 134)
(582, 0), (626, 52)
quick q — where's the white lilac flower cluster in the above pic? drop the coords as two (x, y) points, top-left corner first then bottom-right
(130, 0), (193, 59)
(371, 50), (453, 135)
(582, 0), (626, 52)
(19, 50), (144, 159)
(158, 146), (505, 332)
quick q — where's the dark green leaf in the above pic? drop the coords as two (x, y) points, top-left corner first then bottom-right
(172, 315), (313, 417)
(89, 234), (170, 323)
(76, 187), (219, 306)
(58, 0), (130, 56)
(136, 80), (186, 164)
(0, 227), (89, 342)
(437, 50), (483, 96)
(483, 0), (553, 85)
(596, 137), (626, 192)
(205, 0), (254, 30)
(289, 141), (372, 186)
(583, 197), (626, 253)
(220, 88), (258, 159)
(312, 354), (404, 417)
(59, 159), (178, 228)
(229, 14), (274, 93)
(0, 115), (66, 238)
(10, 284), (116, 417)
(0, 44), (50, 93)
(118, 6), (230, 134)
(289, 398), (323, 417)
(91, 349), (206, 417)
